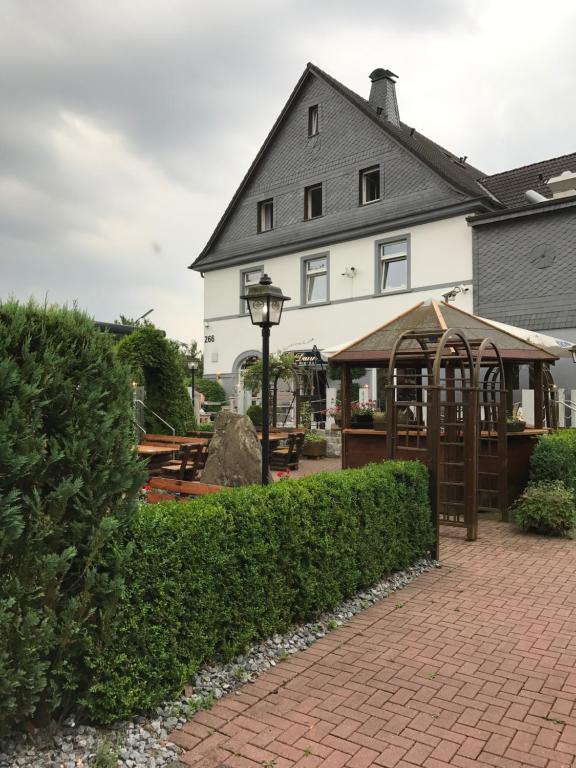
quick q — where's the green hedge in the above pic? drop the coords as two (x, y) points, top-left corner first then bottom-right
(196, 378), (227, 413)
(116, 327), (194, 434)
(0, 300), (144, 735)
(514, 481), (576, 536)
(82, 461), (434, 723)
(530, 429), (576, 491)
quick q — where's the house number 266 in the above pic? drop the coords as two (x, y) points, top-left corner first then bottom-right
(204, 334), (215, 343)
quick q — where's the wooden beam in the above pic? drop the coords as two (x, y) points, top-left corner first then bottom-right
(341, 364), (352, 430)
(533, 362), (544, 428)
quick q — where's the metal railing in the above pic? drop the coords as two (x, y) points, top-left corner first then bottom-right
(557, 398), (576, 428)
(133, 399), (175, 436)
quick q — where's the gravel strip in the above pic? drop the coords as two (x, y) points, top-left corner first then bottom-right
(1, 557), (436, 768)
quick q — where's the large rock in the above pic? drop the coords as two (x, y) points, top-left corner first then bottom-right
(202, 411), (265, 486)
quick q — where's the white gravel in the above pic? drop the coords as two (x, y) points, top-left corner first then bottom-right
(1, 557), (436, 768)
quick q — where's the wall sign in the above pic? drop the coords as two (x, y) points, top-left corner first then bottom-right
(204, 334), (215, 343)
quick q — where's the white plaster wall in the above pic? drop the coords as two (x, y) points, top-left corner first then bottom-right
(202, 215), (473, 380)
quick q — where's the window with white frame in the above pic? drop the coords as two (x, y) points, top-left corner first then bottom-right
(308, 105), (319, 136)
(241, 267), (263, 313)
(257, 199), (273, 232)
(303, 255), (328, 304)
(378, 240), (408, 293)
(360, 166), (380, 204)
(304, 183), (323, 220)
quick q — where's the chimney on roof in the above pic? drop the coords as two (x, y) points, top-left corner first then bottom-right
(547, 170), (576, 200)
(369, 68), (400, 126)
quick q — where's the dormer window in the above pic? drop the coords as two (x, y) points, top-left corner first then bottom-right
(257, 199), (273, 232)
(308, 105), (319, 136)
(360, 166), (380, 204)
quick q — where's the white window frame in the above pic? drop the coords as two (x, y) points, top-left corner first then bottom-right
(360, 166), (380, 205)
(240, 266), (264, 314)
(302, 254), (329, 305)
(304, 183), (323, 220)
(257, 199), (273, 232)
(376, 239), (409, 294)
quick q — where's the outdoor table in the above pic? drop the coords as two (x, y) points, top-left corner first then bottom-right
(137, 444), (180, 455)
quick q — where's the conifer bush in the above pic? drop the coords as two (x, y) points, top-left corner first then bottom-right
(116, 326), (194, 433)
(0, 300), (145, 734)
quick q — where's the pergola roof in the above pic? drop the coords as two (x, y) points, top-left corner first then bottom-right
(329, 300), (559, 365)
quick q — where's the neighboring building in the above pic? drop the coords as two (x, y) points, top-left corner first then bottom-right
(190, 63), (576, 403)
(470, 157), (576, 388)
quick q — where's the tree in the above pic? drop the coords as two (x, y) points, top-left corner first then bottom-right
(195, 378), (227, 412)
(241, 352), (299, 427)
(0, 300), (145, 733)
(176, 339), (204, 381)
(116, 326), (195, 434)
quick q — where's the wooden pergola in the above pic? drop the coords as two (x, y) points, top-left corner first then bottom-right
(330, 301), (559, 555)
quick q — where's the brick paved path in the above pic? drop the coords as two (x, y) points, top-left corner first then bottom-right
(171, 521), (576, 768)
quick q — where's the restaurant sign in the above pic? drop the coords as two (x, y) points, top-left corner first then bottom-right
(293, 346), (324, 367)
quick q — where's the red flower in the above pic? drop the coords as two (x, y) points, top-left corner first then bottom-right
(277, 471), (283, 477)
(144, 484), (151, 491)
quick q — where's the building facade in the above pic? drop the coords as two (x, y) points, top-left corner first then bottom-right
(191, 63), (576, 400)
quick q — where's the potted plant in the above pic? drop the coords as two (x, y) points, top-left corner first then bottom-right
(351, 401), (376, 428)
(507, 405), (526, 433)
(507, 415), (526, 433)
(325, 405), (341, 428)
(302, 431), (327, 458)
(372, 410), (387, 430)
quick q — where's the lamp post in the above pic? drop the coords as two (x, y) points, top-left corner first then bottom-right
(188, 360), (198, 420)
(241, 274), (290, 484)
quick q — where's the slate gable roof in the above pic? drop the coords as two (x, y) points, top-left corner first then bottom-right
(479, 152), (576, 209)
(191, 63), (497, 270)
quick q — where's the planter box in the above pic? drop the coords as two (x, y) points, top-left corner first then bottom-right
(507, 421), (526, 433)
(351, 414), (373, 429)
(302, 439), (327, 458)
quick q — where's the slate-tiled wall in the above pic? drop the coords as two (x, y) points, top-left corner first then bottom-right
(205, 75), (466, 267)
(473, 208), (576, 331)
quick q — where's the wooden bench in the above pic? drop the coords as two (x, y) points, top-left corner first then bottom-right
(146, 476), (224, 503)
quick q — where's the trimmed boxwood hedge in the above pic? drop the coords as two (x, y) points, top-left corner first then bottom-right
(530, 429), (576, 491)
(82, 461), (434, 723)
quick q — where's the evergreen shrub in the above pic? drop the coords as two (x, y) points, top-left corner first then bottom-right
(530, 429), (576, 491)
(116, 327), (194, 434)
(513, 481), (576, 536)
(245, 404), (263, 426)
(0, 300), (145, 734)
(83, 462), (434, 722)
(195, 378), (227, 413)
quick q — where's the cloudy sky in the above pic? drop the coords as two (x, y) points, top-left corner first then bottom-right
(2, 0), (575, 343)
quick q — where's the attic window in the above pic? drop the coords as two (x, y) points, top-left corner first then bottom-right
(308, 105), (319, 136)
(360, 166), (380, 204)
(257, 199), (273, 232)
(304, 184), (323, 220)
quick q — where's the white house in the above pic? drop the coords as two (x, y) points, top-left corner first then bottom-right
(190, 64), (505, 406)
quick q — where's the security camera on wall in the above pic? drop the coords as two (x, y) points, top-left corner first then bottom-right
(342, 267), (357, 278)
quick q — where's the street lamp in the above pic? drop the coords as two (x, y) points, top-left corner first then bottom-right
(241, 274), (290, 484)
(188, 360), (198, 420)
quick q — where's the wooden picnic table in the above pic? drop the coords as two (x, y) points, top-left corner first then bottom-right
(137, 444), (180, 456)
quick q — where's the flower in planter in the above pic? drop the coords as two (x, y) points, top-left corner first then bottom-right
(351, 400), (377, 416)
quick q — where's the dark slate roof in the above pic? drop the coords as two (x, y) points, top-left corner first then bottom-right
(479, 152), (576, 209)
(312, 64), (490, 200)
(94, 321), (135, 337)
(191, 63), (496, 270)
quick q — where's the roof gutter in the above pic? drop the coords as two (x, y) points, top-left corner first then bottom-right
(468, 195), (576, 226)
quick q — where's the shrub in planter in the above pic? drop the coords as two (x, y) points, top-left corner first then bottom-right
(530, 429), (576, 492)
(506, 416), (526, 433)
(82, 462), (434, 723)
(513, 481), (576, 536)
(0, 300), (145, 734)
(372, 411), (387, 430)
(246, 404), (263, 426)
(302, 432), (327, 457)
